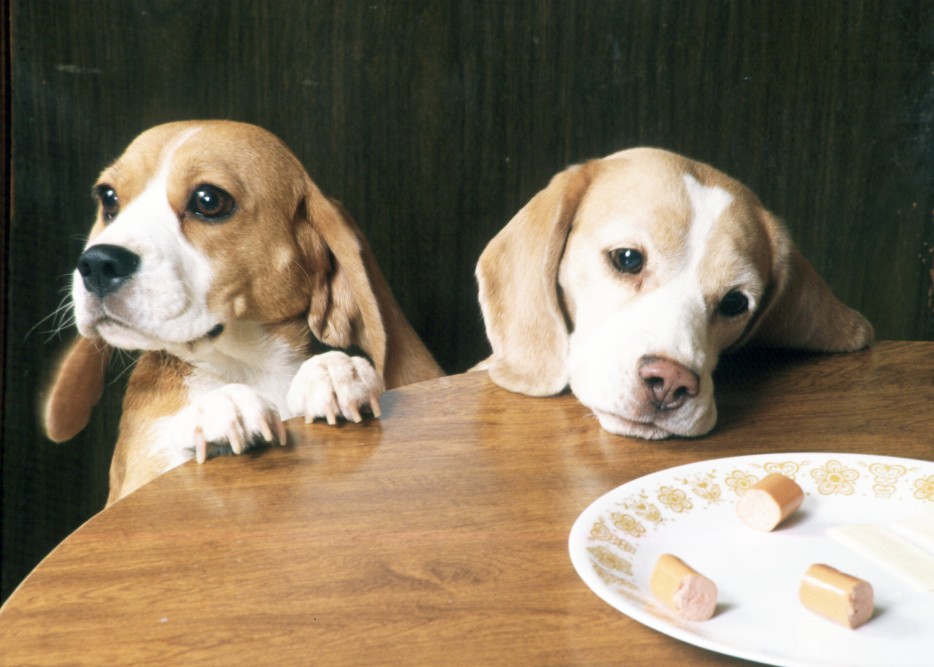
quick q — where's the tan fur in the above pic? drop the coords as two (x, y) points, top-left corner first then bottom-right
(475, 163), (595, 395)
(109, 352), (189, 504)
(477, 148), (872, 438)
(44, 121), (444, 504)
(43, 336), (111, 443)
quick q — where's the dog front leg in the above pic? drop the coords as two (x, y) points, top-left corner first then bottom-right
(286, 350), (383, 425)
(176, 384), (288, 464)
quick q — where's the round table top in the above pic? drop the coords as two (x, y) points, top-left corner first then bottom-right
(2, 341), (932, 665)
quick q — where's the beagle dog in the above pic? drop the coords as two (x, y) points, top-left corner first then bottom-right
(477, 148), (873, 439)
(44, 120), (443, 504)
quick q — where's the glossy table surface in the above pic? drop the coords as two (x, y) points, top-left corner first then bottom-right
(2, 341), (932, 665)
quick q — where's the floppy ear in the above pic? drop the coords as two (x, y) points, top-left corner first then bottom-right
(296, 179), (443, 389)
(744, 210), (873, 352)
(43, 335), (111, 442)
(476, 163), (592, 395)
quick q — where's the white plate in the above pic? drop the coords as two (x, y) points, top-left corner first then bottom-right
(568, 453), (934, 667)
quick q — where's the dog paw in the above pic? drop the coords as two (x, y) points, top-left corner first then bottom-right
(187, 384), (287, 463)
(287, 351), (383, 425)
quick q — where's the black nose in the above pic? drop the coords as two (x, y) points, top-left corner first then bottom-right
(77, 244), (140, 298)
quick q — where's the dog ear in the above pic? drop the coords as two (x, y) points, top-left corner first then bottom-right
(296, 180), (444, 388)
(43, 336), (111, 442)
(744, 210), (873, 352)
(476, 163), (592, 395)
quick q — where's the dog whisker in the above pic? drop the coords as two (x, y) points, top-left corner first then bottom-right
(108, 349), (139, 387)
(28, 295), (77, 342)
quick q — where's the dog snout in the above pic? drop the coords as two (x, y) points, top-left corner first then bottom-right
(77, 244), (140, 298)
(638, 355), (700, 411)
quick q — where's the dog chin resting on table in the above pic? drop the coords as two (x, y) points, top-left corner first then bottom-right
(44, 120), (444, 505)
(476, 148), (873, 440)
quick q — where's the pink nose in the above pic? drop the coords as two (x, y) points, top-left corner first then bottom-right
(638, 356), (700, 411)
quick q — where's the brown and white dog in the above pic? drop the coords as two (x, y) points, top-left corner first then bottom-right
(477, 148), (873, 439)
(45, 120), (443, 504)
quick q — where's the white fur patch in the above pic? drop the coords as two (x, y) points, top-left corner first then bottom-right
(181, 320), (305, 416)
(683, 173), (733, 269)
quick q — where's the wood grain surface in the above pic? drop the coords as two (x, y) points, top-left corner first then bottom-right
(1, 341), (931, 665)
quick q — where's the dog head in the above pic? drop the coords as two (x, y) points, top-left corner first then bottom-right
(46, 120), (441, 442)
(73, 120), (387, 357)
(477, 148), (873, 439)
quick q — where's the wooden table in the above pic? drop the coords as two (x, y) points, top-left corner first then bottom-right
(2, 341), (932, 665)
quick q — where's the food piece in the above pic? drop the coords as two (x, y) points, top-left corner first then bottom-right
(830, 523), (934, 592)
(736, 472), (804, 531)
(799, 563), (874, 629)
(649, 554), (718, 621)
(893, 507), (934, 556)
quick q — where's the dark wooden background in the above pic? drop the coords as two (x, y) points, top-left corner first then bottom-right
(3, 1), (931, 602)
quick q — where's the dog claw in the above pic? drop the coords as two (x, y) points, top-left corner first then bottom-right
(369, 393), (382, 419)
(259, 419), (274, 443)
(228, 427), (244, 455)
(194, 428), (208, 464)
(274, 418), (287, 445)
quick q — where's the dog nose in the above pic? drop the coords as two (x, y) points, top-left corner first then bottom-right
(638, 356), (700, 411)
(77, 244), (140, 298)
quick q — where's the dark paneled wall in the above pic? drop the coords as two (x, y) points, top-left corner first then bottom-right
(4, 1), (931, 601)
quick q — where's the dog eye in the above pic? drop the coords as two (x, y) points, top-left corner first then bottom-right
(95, 185), (119, 222)
(609, 248), (644, 274)
(718, 291), (750, 317)
(188, 185), (235, 221)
